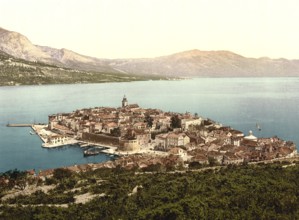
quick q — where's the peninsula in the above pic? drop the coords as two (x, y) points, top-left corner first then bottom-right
(34, 96), (297, 170)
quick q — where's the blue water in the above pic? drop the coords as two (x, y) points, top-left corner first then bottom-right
(0, 78), (299, 172)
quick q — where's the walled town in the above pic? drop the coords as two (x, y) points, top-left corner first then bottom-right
(39, 96), (297, 171)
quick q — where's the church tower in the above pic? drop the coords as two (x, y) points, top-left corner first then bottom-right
(122, 95), (128, 107)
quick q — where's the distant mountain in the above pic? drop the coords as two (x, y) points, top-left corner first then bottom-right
(1, 27), (299, 77)
(110, 50), (299, 77)
(0, 27), (116, 73)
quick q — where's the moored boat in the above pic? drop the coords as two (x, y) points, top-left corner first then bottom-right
(83, 147), (102, 156)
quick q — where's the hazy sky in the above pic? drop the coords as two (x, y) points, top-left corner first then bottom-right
(1, 0), (298, 59)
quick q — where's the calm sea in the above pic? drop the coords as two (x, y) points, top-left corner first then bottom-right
(0, 78), (299, 172)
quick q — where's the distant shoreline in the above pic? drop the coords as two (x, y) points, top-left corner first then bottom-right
(3, 76), (299, 87)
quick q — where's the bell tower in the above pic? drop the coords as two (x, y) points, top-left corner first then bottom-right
(122, 95), (128, 107)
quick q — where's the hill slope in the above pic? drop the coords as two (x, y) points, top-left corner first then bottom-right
(0, 50), (164, 86)
(1, 163), (299, 219)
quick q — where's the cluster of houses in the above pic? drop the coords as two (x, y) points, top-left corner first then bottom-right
(46, 96), (297, 166)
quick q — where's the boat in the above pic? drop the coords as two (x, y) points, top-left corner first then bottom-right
(256, 123), (261, 131)
(83, 147), (102, 156)
(30, 131), (35, 135)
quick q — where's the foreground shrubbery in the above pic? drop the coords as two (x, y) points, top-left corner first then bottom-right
(1, 163), (299, 219)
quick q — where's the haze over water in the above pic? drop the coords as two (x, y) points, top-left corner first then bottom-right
(0, 77), (298, 172)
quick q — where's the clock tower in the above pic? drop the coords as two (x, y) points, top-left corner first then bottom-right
(122, 95), (128, 107)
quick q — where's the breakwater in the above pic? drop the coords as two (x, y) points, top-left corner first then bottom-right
(6, 123), (33, 127)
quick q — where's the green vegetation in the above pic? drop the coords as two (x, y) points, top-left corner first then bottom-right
(1, 162), (299, 219)
(0, 51), (167, 86)
(171, 114), (181, 129)
(0, 169), (28, 191)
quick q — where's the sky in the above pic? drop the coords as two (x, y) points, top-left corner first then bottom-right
(1, 0), (299, 59)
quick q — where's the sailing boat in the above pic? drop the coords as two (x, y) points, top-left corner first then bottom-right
(256, 123), (261, 131)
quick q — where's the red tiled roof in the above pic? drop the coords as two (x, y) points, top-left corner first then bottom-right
(192, 154), (208, 161)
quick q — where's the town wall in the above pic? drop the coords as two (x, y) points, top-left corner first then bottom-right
(82, 133), (120, 146)
(119, 139), (141, 151)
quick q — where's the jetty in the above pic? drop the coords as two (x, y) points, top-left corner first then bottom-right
(6, 123), (33, 127)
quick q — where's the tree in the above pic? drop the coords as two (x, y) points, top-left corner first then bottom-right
(53, 168), (72, 180)
(111, 127), (121, 137)
(188, 161), (203, 170)
(4, 169), (28, 190)
(171, 115), (181, 129)
(145, 115), (153, 128)
(208, 157), (219, 166)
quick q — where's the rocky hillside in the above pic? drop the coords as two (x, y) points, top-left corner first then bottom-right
(0, 50), (164, 86)
(1, 27), (299, 77)
(0, 27), (116, 73)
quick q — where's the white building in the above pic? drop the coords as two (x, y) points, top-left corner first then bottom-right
(181, 118), (203, 131)
(155, 132), (190, 150)
(47, 135), (68, 145)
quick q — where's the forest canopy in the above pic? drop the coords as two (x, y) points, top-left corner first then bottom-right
(1, 162), (299, 219)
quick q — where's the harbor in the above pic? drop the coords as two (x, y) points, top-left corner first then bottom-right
(7, 122), (158, 158)
(5, 123), (120, 158)
(14, 123), (124, 157)
(29, 123), (153, 157)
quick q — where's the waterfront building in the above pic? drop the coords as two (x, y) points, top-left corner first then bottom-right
(47, 134), (68, 146)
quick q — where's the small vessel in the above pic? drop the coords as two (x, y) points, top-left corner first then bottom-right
(83, 147), (102, 156)
(30, 131), (35, 135)
(256, 123), (261, 131)
(80, 143), (90, 147)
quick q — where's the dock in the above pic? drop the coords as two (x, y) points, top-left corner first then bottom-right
(6, 123), (33, 127)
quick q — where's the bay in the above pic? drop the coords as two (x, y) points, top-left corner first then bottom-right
(0, 77), (299, 172)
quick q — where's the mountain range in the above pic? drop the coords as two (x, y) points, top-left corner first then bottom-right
(1, 26), (299, 78)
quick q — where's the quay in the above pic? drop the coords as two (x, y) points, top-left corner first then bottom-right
(6, 123), (33, 127)
(6, 122), (122, 157)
